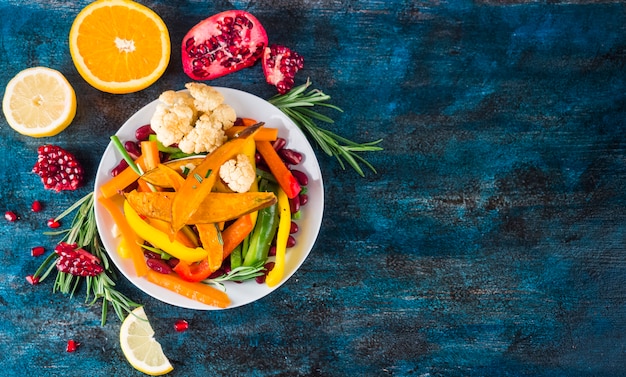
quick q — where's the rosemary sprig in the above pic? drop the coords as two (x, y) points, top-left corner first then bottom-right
(33, 192), (140, 325)
(202, 263), (266, 291)
(268, 79), (383, 176)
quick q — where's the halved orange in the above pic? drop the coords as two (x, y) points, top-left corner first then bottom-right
(69, 0), (171, 94)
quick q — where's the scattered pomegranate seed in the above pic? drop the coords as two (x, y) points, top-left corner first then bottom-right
(5, 211), (18, 222)
(31, 246), (45, 257)
(47, 218), (61, 228)
(25, 275), (40, 285)
(31, 200), (43, 212)
(66, 339), (79, 353)
(174, 319), (189, 332)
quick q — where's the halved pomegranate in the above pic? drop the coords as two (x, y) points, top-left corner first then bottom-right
(262, 44), (304, 94)
(182, 10), (268, 80)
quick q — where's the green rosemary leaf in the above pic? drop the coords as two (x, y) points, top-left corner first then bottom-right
(33, 192), (140, 326)
(268, 80), (382, 176)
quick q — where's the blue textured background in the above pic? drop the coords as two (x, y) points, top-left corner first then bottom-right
(1, 1), (625, 376)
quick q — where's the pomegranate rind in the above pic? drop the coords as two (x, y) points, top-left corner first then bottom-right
(69, 0), (171, 94)
(181, 10), (269, 81)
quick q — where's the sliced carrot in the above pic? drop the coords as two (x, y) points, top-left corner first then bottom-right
(140, 140), (161, 171)
(145, 269), (230, 308)
(196, 223), (224, 272)
(239, 117), (259, 127)
(221, 214), (254, 259)
(256, 140), (301, 199)
(97, 195), (147, 277)
(225, 126), (278, 141)
(100, 155), (145, 198)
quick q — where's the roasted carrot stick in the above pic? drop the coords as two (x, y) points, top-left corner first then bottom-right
(140, 140), (161, 171)
(221, 214), (254, 259)
(145, 269), (230, 308)
(255, 140), (301, 199)
(100, 155), (145, 198)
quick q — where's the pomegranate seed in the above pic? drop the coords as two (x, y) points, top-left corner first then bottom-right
(47, 218), (61, 228)
(31, 200), (43, 212)
(4, 211), (18, 222)
(174, 319), (189, 332)
(31, 246), (45, 257)
(66, 339), (79, 353)
(25, 275), (40, 285)
(290, 221), (299, 234)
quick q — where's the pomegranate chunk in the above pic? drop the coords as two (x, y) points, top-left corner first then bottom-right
(262, 44), (304, 94)
(32, 145), (84, 192)
(182, 10), (268, 80)
(55, 242), (103, 277)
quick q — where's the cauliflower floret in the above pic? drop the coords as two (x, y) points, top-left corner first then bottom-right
(150, 90), (198, 146)
(185, 82), (224, 113)
(209, 103), (237, 130)
(151, 83), (238, 154)
(178, 113), (228, 154)
(219, 154), (256, 193)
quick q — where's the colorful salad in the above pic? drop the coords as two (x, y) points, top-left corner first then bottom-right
(96, 84), (312, 308)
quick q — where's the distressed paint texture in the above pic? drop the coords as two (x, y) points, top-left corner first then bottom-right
(0, 1), (625, 376)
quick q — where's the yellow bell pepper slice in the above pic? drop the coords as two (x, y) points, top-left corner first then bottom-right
(266, 187), (291, 287)
(123, 200), (207, 264)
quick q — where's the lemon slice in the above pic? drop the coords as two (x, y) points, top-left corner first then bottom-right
(2, 67), (77, 137)
(120, 306), (173, 376)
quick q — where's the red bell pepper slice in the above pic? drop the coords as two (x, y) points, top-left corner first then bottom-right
(172, 259), (213, 282)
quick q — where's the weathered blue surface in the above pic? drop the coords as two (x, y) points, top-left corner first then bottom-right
(1, 1), (625, 376)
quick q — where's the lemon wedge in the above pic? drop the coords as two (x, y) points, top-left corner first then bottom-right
(120, 306), (173, 376)
(2, 67), (76, 137)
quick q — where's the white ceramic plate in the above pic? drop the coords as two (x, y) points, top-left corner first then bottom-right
(94, 87), (323, 310)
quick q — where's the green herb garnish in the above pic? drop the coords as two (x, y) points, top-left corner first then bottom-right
(32, 192), (140, 325)
(269, 79), (383, 176)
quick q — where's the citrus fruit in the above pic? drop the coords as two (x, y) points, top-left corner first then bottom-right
(2, 67), (77, 137)
(69, 0), (170, 94)
(120, 306), (173, 376)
